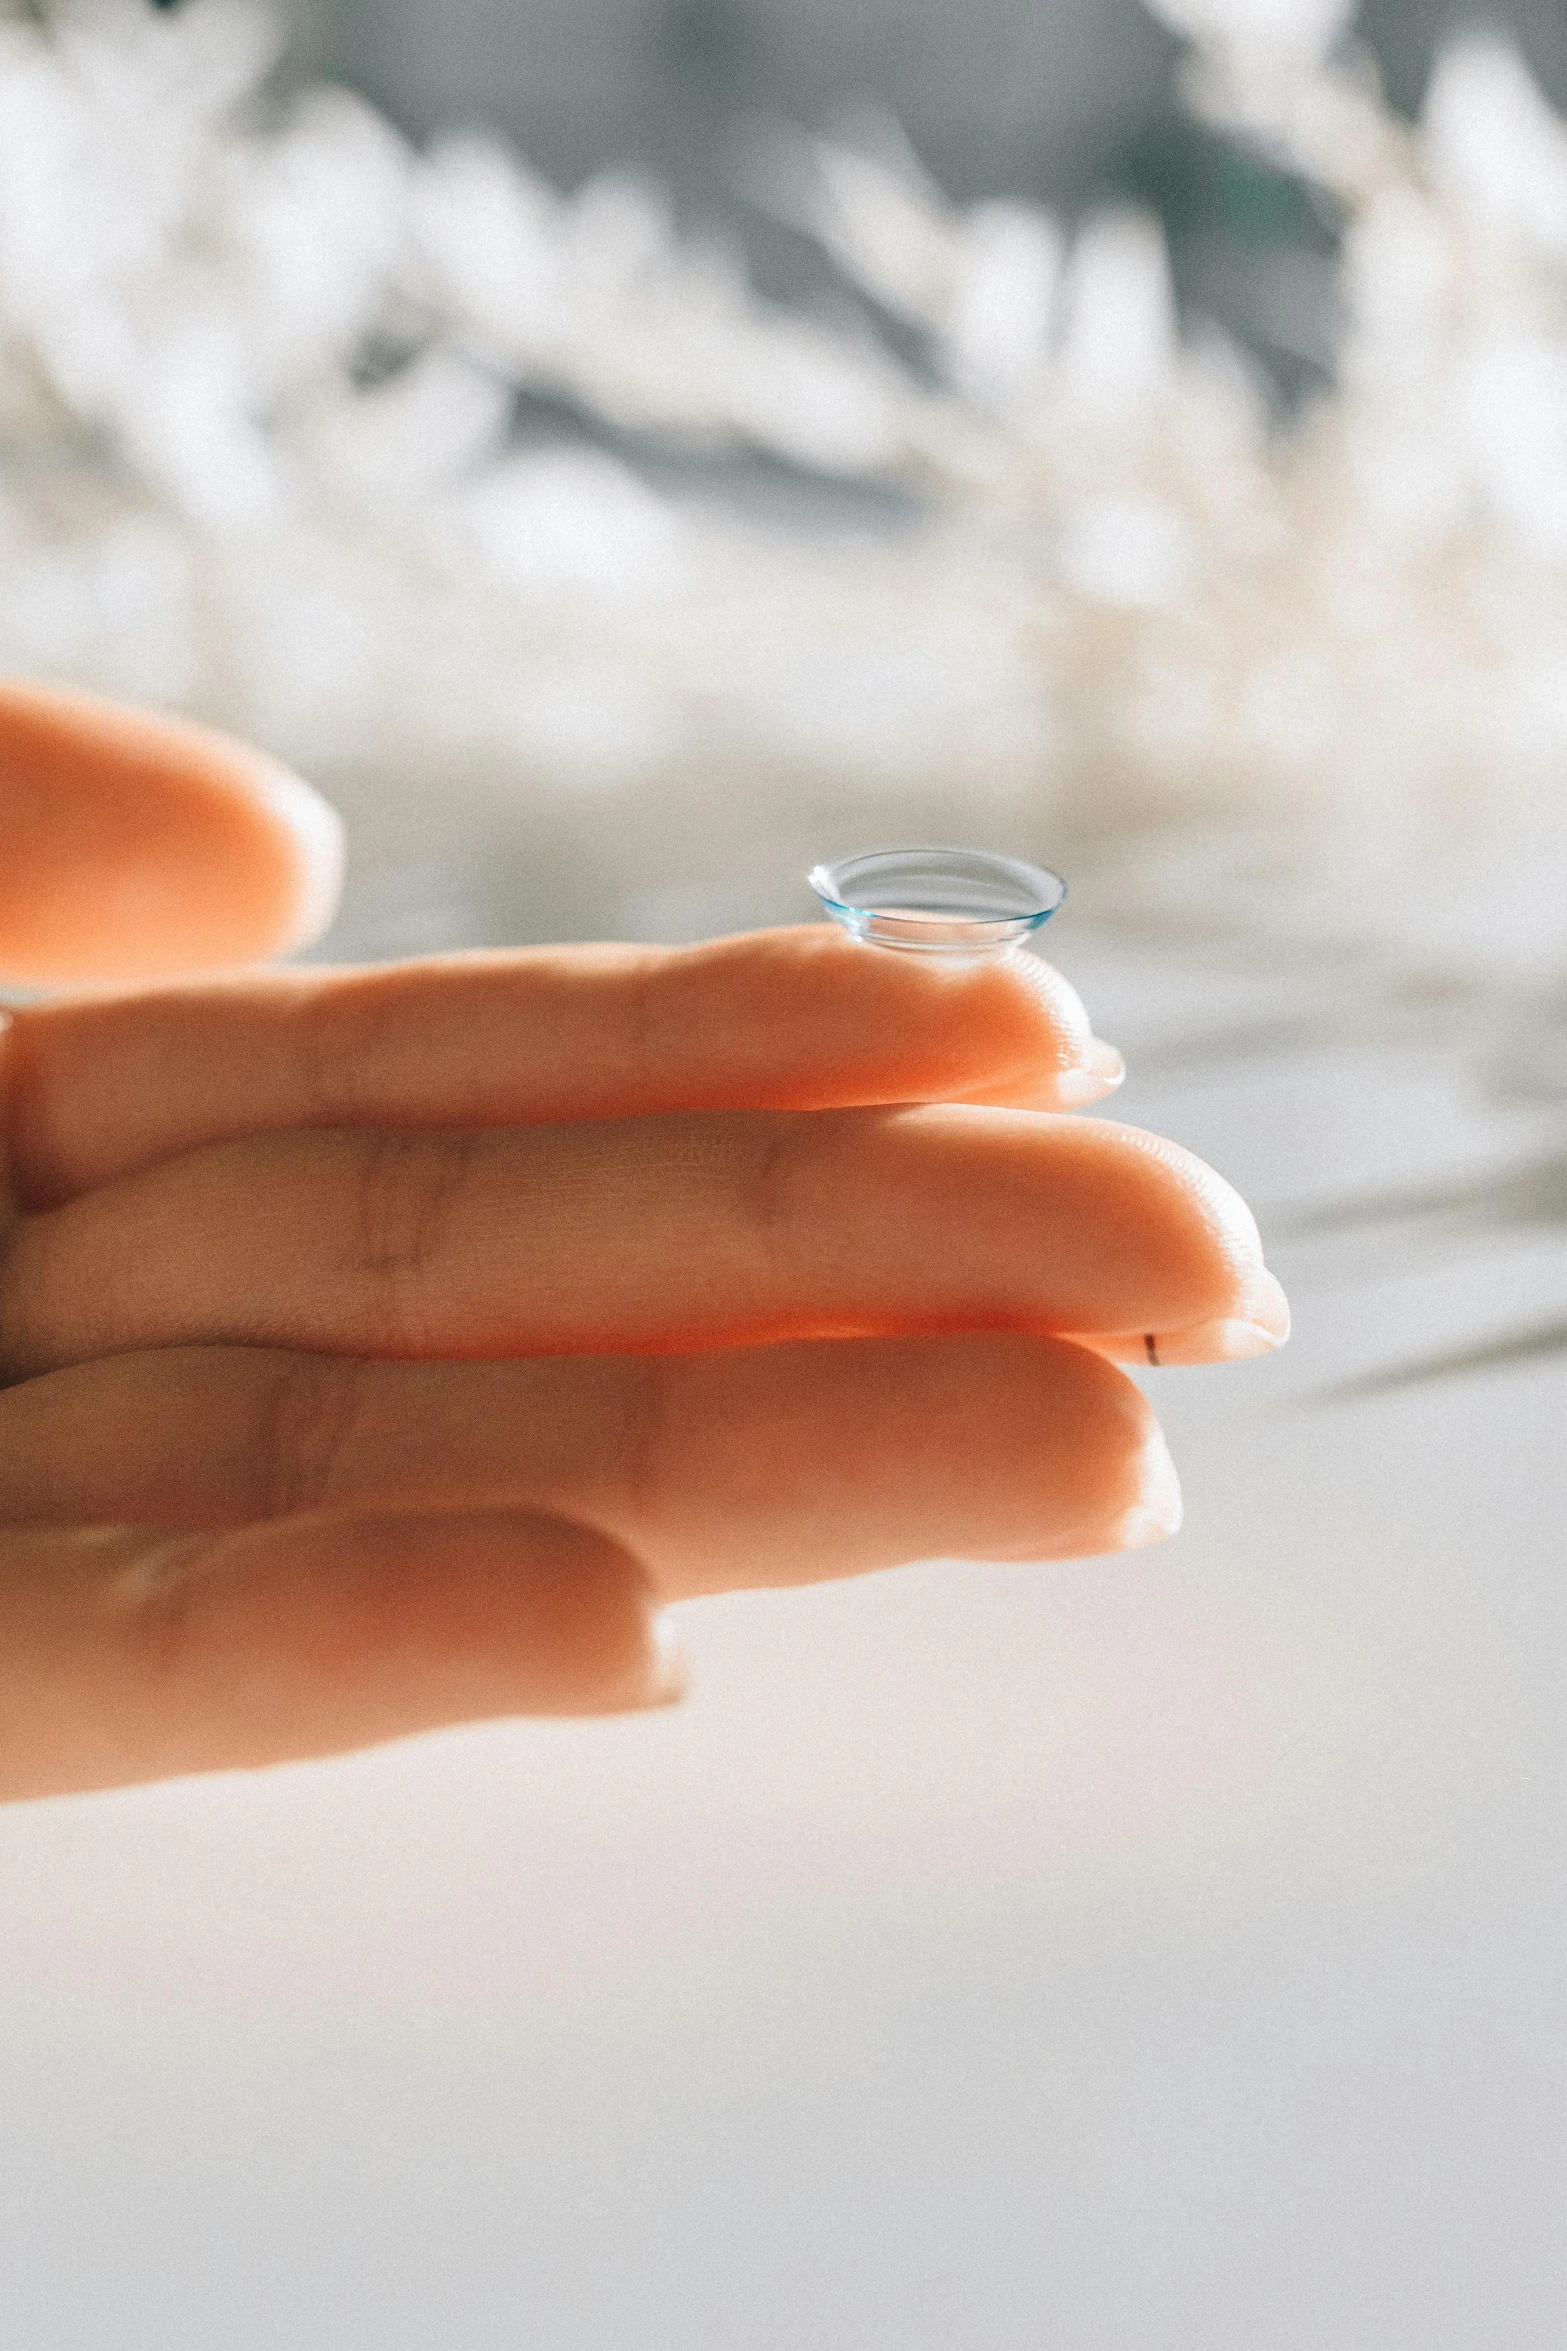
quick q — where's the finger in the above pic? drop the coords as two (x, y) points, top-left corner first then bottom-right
(0, 1508), (679, 1804)
(0, 1333), (1181, 1600)
(0, 679), (343, 988)
(0, 1108), (1281, 1375)
(5, 928), (1121, 1208)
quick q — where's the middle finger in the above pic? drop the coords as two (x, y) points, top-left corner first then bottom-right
(0, 1105), (1279, 1376)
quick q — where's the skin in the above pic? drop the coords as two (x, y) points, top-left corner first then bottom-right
(0, 685), (1288, 1802)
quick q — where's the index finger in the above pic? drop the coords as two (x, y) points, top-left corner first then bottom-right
(8, 928), (1123, 1207)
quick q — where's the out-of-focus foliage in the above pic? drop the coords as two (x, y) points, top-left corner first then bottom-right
(4, 0), (1567, 1019)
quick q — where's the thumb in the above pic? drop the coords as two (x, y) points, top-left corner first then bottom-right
(0, 679), (343, 987)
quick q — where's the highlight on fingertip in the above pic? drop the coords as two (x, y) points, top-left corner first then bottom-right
(643, 1610), (689, 1709)
(1112, 1426), (1184, 1550)
(0, 681), (347, 984)
(247, 757), (347, 955)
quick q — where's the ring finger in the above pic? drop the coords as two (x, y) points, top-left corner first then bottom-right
(0, 1105), (1282, 1377)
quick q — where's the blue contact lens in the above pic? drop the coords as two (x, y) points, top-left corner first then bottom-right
(808, 847), (1066, 960)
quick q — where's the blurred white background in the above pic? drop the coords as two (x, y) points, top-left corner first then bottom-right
(8, 0), (1567, 1006)
(3, 1), (1567, 2343)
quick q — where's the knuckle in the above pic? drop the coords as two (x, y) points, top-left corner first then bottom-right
(347, 1128), (481, 1348)
(294, 969), (409, 1123)
(108, 1529), (227, 1689)
(732, 1111), (822, 1243)
(616, 945), (688, 1065)
(253, 1352), (370, 1521)
(606, 1357), (676, 1535)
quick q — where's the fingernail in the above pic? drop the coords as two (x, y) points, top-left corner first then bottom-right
(1213, 1319), (1286, 1359)
(1054, 1039), (1126, 1109)
(1115, 1427), (1184, 1550)
(641, 1610), (688, 1708)
(1244, 1266), (1291, 1342)
(1139, 1315), (1289, 1367)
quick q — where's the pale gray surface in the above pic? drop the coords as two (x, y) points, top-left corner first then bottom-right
(2, 930), (1564, 2349)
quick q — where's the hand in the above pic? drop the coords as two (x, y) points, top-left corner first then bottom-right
(0, 682), (1288, 1801)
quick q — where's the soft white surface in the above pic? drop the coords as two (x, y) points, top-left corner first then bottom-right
(2, 957), (1564, 2351)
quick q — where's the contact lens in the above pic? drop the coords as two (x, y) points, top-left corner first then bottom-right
(808, 847), (1066, 960)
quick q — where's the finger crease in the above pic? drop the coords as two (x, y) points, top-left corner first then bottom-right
(350, 1130), (480, 1350)
(613, 1358), (675, 1537)
(109, 1530), (225, 1687)
(257, 1355), (369, 1521)
(739, 1116), (809, 1247)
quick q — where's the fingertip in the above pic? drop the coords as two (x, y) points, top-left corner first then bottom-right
(998, 1335), (1182, 1564)
(1246, 1266), (1292, 1343)
(244, 756), (346, 958)
(643, 1608), (689, 1709)
(1084, 1119), (1273, 1327)
(874, 942), (1105, 1106)
(1108, 1424), (1184, 1549)
(0, 681), (344, 984)
(1004, 949), (1095, 1054)
(949, 948), (1093, 1083)
(1043, 1039), (1127, 1111)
